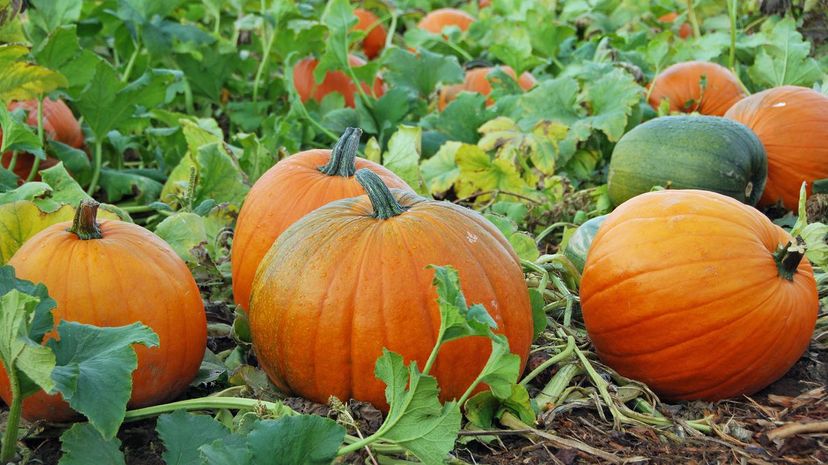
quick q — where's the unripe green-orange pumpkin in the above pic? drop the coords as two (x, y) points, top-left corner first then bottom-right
(249, 169), (533, 411)
(580, 189), (818, 401)
(231, 128), (412, 310)
(0, 201), (207, 421)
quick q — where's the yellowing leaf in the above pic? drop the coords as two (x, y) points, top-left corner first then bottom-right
(0, 51), (68, 100)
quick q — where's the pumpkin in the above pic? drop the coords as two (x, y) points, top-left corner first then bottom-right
(648, 61), (746, 116)
(249, 169), (533, 411)
(1, 98), (85, 180)
(0, 200), (207, 421)
(580, 189), (818, 401)
(724, 86), (828, 210)
(438, 66), (537, 111)
(658, 12), (692, 39)
(563, 215), (607, 273)
(353, 9), (387, 59)
(607, 115), (767, 206)
(417, 8), (475, 35)
(293, 55), (384, 108)
(231, 128), (412, 310)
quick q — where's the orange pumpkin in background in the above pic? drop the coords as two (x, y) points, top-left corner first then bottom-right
(439, 66), (537, 110)
(231, 128), (412, 310)
(1, 98), (85, 179)
(293, 55), (384, 108)
(0, 200), (207, 421)
(417, 8), (475, 35)
(249, 169), (533, 411)
(648, 61), (746, 116)
(353, 8), (387, 59)
(658, 12), (692, 39)
(581, 189), (818, 401)
(724, 85), (828, 210)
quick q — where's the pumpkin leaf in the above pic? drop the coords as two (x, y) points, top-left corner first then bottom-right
(0, 104), (43, 157)
(0, 265), (55, 343)
(49, 140), (92, 184)
(579, 68), (644, 142)
(0, 290), (57, 396)
(194, 143), (250, 210)
(37, 162), (91, 210)
(422, 92), (493, 144)
(421, 141), (461, 195)
(463, 384), (535, 429)
(48, 321), (159, 438)
(98, 168), (163, 204)
(27, 0), (83, 35)
(748, 18), (823, 88)
(383, 125), (427, 194)
(430, 265), (497, 342)
(33, 25), (99, 93)
(199, 435), (252, 465)
(0, 44), (68, 101)
(157, 410), (231, 465)
(473, 334), (523, 400)
(382, 47), (464, 99)
(247, 416), (345, 465)
(58, 423), (125, 465)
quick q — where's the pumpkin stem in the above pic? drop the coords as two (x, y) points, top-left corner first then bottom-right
(774, 238), (806, 281)
(318, 127), (363, 177)
(67, 199), (103, 240)
(355, 168), (407, 220)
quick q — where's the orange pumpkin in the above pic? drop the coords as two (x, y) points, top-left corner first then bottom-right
(658, 12), (692, 39)
(353, 8), (387, 59)
(1, 98), (85, 180)
(0, 200), (207, 421)
(438, 66), (536, 110)
(580, 189), (818, 401)
(724, 86), (828, 210)
(249, 169), (533, 411)
(231, 128), (411, 310)
(648, 61), (746, 116)
(417, 8), (475, 35)
(293, 55), (384, 108)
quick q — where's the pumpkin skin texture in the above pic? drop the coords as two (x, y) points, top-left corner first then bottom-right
(563, 215), (607, 273)
(438, 66), (536, 111)
(0, 201), (207, 421)
(417, 8), (475, 35)
(249, 169), (533, 411)
(231, 129), (412, 310)
(607, 115), (767, 206)
(648, 61), (746, 116)
(293, 55), (384, 108)
(724, 86), (828, 210)
(353, 9), (387, 59)
(1, 98), (85, 180)
(581, 189), (818, 401)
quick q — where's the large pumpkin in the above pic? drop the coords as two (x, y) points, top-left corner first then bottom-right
(0, 200), (207, 421)
(648, 61), (746, 116)
(724, 86), (828, 210)
(438, 66), (536, 110)
(417, 8), (475, 35)
(580, 189), (818, 401)
(353, 8), (387, 59)
(231, 128), (411, 310)
(249, 169), (533, 410)
(0, 98), (85, 179)
(293, 55), (384, 108)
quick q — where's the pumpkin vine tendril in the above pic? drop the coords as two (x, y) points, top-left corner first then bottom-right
(318, 127), (363, 177)
(67, 199), (103, 240)
(355, 168), (408, 219)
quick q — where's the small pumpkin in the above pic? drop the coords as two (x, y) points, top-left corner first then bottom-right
(417, 8), (475, 35)
(658, 12), (692, 39)
(353, 9), (387, 59)
(293, 55), (384, 108)
(581, 189), (818, 401)
(724, 85), (828, 210)
(1, 98), (85, 180)
(249, 169), (533, 411)
(0, 200), (207, 421)
(231, 128), (412, 310)
(438, 66), (536, 111)
(648, 61), (746, 116)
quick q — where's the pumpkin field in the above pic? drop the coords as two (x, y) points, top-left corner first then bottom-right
(0, 0), (827, 463)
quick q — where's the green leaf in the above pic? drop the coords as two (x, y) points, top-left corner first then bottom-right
(0, 290), (56, 394)
(748, 18), (823, 88)
(801, 223), (827, 268)
(49, 140), (91, 184)
(48, 321), (159, 438)
(580, 68), (643, 142)
(507, 232), (540, 261)
(383, 125), (426, 194)
(58, 423), (125, 465)
(248, 416), (345, 465)
(455, 144), (533, 201)
(37, 162), (90, 210)
(0, 104), (43, 157)
(430, 265), (497, 343)
(200, 435), (253, 465)
(382, 48), (464, 98)
(34, 25), (101, 94)
(157, 410), (231, 465)
(515, 77), (582, 127)
(487, 21), (539, 75)
(528, 288), (547, 340)
(98, 168), (163, 204)
(423, 92), (493, 143)
(155, 212), (209, 261)
(475, 334), (522, 400)
(193, 143), (250, 210)
(0, 265), (55, 344)
(421, 141), (461, 195)
(313, 0), (357, 83)
(463, 384), (535, 429)
(28, 0), (82, 34)
(0, 44), (68, 101)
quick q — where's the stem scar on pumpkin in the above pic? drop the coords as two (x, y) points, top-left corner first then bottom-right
(67, 199), (103, 240)
(774, 238), (806, 281)
(318, 127), (363, 177)
(355, 168), (409, 220)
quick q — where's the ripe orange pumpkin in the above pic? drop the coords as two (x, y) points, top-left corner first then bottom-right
(648, 61), (746, 116)
(0, 200), (207, 421)
(724, 86), (828, 210)
(353, 8), (387, 59)
(249, 169), (533, 411)
(417, 8), (475, 35)
(580, 189), (818, 401)
(231, 128), (411, 310)
(658, 12), (692, 39)
(1, 98), (85, 179)
(438, 66), (537, 110)
(293, 55), (384, 108)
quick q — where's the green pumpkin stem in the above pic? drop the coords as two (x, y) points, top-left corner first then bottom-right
(774, 238), (806, 281)
(318, 127), (363, 177)
(67, 199), (103, 240)
(355, 168), (407, 220)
